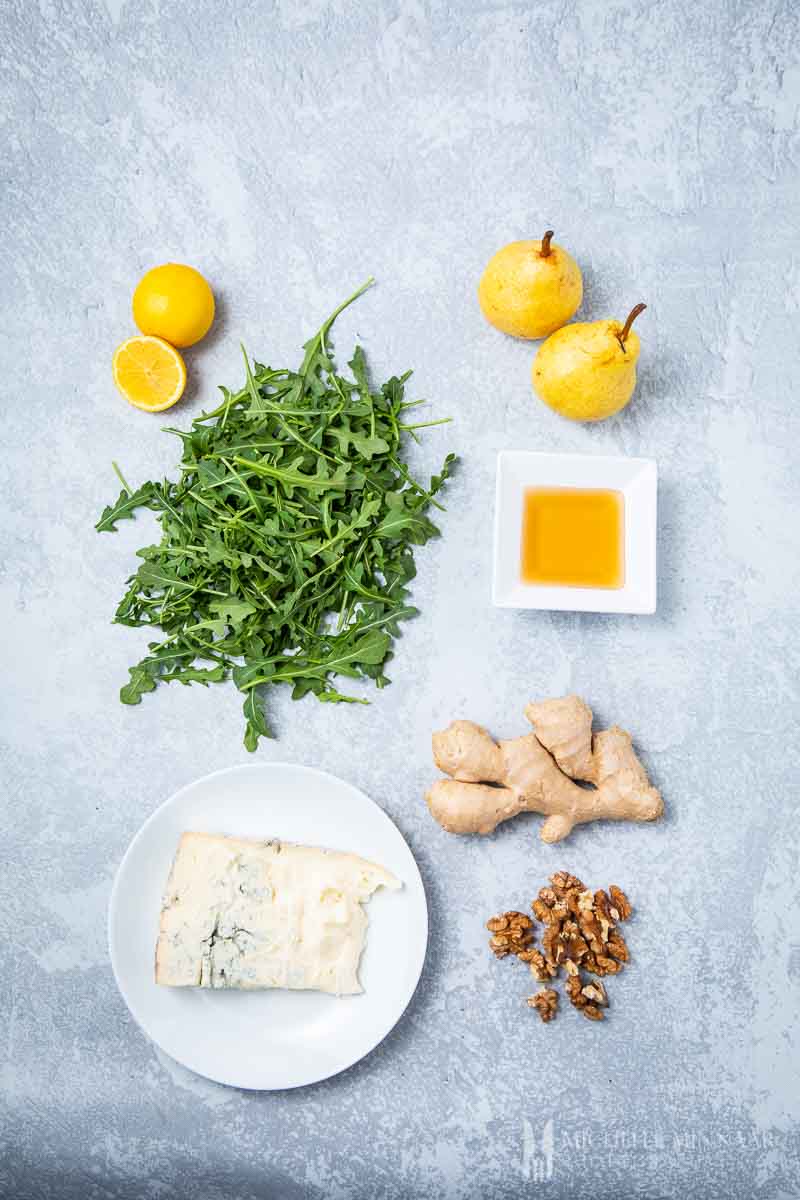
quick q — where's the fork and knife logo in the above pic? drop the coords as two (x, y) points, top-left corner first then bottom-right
(522, 1117), (555, 1183)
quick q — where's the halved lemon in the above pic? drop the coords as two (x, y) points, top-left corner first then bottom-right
(112, 335), (187, 412)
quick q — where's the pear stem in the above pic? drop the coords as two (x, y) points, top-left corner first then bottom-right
(617, 303), (647, 350)
(540, 230), (554, 258)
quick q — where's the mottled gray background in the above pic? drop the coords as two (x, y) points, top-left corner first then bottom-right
(2, 0), (799, 1196)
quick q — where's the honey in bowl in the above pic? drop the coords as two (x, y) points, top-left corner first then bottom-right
(520, 487), (625, 589)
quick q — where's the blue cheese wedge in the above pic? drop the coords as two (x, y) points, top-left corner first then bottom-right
(155, 832), (401, 995)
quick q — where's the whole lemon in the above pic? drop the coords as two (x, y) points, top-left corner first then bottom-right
(132, 263), (215, 348)
(478, 232), (583, 339)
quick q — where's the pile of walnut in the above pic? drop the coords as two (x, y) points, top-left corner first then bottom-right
(486, 871), (633, 1022)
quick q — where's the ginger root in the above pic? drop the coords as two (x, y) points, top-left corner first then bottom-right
(426, 695), (662, 843)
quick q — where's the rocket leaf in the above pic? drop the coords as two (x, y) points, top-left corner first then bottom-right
(97, 279), (456, 750)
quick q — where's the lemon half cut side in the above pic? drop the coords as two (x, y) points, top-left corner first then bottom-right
(112, 335), (187, 412)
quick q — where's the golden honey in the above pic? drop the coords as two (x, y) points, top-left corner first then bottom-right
(520, 487), (624, 589)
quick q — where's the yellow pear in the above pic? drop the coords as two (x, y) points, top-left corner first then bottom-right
(478, 231), (583, 339)
(532, 304), (647, 422)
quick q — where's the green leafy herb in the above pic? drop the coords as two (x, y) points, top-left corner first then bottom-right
(98, 279), (456, 750)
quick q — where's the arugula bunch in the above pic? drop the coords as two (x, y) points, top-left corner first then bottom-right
(97, 280), (455, 750)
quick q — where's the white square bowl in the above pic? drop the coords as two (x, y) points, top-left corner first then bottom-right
(492, 451), (658, 614)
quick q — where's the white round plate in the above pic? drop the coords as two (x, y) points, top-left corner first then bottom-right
(108, 763), (428, 1090)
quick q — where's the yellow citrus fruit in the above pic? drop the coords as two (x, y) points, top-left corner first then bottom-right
(132, 263), (215, 348)
(112, 336), (187, 412)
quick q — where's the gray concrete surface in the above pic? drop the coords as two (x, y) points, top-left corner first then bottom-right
(2, 1), (800, 1196)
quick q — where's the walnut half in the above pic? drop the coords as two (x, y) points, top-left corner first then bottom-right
(566, 972), (607, 1021)
(609, 885), (633, 921)
(527, 989), (559, 1023)
(486, 911), (534, 958)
